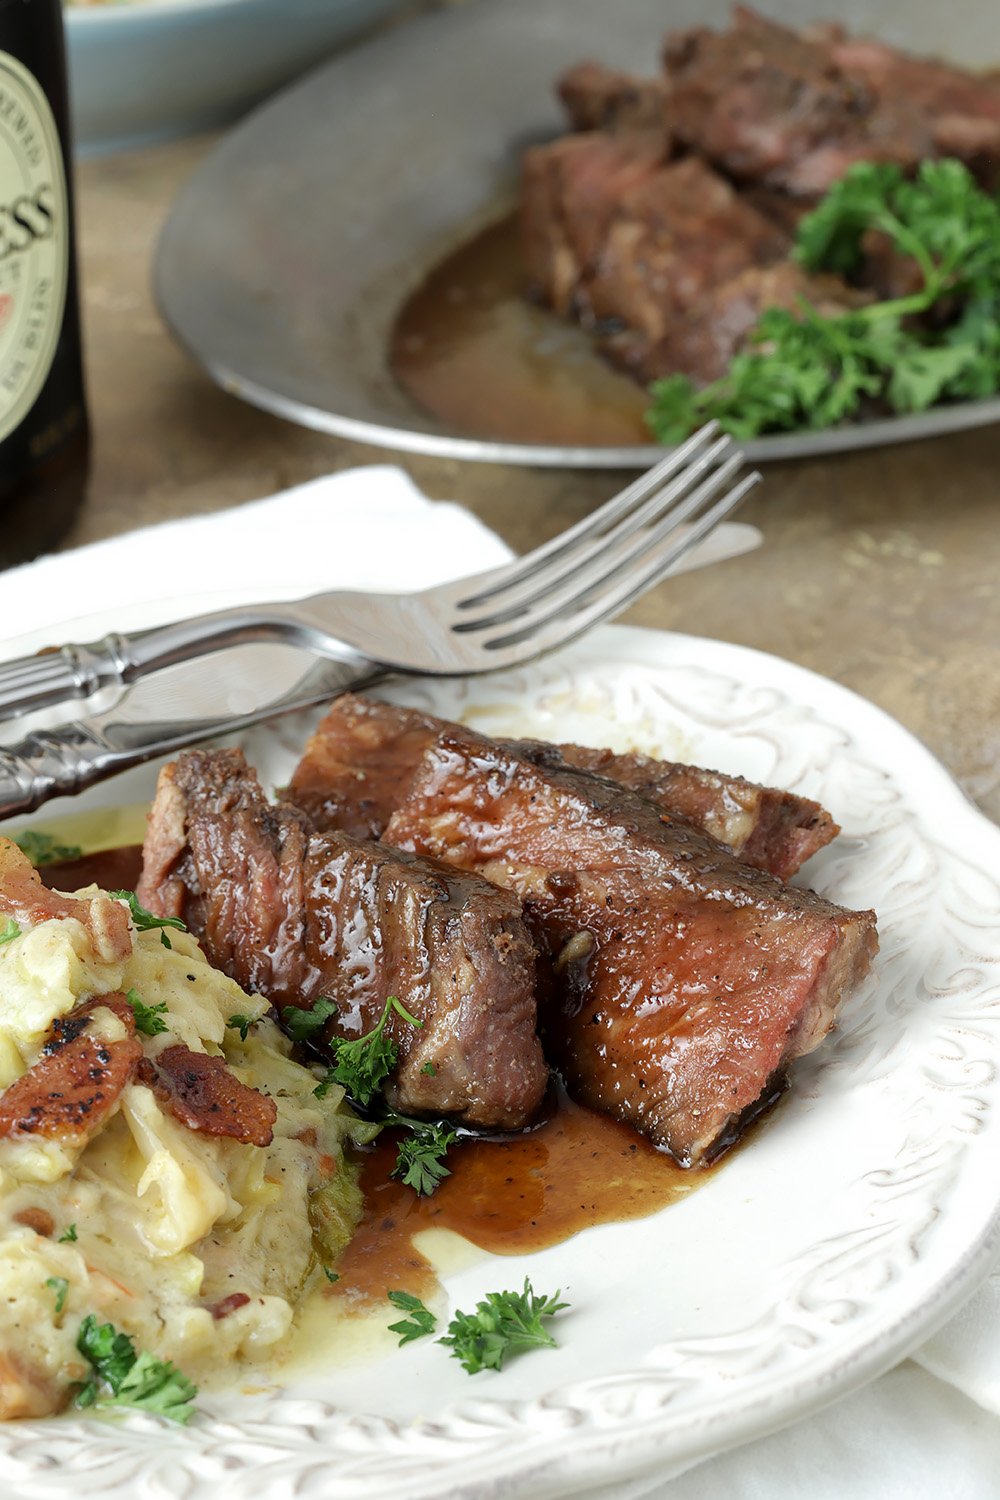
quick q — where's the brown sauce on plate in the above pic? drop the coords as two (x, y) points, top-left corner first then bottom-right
(390, 214), (651, 447)
(42, 843), (717, 1314)
(333, 1087), (712, 1306)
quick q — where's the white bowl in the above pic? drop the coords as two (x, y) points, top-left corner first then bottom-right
(65, 0), (408, 154)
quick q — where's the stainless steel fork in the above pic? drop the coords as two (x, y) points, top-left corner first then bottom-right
(0, 425), (759, 723)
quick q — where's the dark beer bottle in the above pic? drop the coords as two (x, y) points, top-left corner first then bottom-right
(0, 0), (89, 570)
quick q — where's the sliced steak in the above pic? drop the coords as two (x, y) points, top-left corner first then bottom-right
(284, 694), (837, 879)
(549, 742), (836, 881)
(0, 994), (142, 1144)
(137, 749), (546, 1130)
(142, 1045), (277, 1147)
(557, 61), (668, 135)
(382, 727), (877, 1167)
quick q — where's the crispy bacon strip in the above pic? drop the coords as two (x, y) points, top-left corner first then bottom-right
(0, 837), (131, 962)
(145, 1044), (276, 1147)
(0, 994), (142, 1143)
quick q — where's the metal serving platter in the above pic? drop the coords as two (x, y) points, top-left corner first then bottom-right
(155, 0), (1000, 469)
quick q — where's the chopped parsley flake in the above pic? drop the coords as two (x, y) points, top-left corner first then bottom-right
(110, 890), (186, 950)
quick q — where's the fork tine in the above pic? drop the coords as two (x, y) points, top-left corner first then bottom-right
(455, 435), (735, 631)
(460, 450), (746, 636)
(451, 422), (720, 609)
(482, 471), (760, 658)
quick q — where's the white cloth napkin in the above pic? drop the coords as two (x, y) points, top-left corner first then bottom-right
(0, 465), (995, 1497)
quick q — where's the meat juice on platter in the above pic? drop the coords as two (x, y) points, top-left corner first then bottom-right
(391, 214), (651, 447)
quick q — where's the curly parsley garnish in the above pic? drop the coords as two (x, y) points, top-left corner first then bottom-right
(13, 830), (83, 866)
(110, 890), (187, 951)
(313, 995), (422, 1106)
(125, 987), (169, 1037)
(226, 1013), (255, 1042)
(387, 1290), (437, 1346)
(439, 1280), (568, 1374)
(58, 1223), (78, 1244)
(387, 1115), (458, 1197)
(74, 1315), (198, 1424)
(282, 995), (338, 1044)
(646, 159), (1000, 441)
(0, 918), (20, 946)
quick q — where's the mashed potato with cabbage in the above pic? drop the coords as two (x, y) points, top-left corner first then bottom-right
(0, 841), (369, 1419)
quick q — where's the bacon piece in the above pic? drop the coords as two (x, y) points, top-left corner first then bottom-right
(146, 1044), (276, 1147)
(0, 836), (131, 962)
(208, 1292), (251, 1320)
(0, 994), (142, 1144)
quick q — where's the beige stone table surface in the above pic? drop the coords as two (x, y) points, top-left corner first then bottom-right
(69, 133), (1000, 825)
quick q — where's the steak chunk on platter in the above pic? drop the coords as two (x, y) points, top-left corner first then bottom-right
(137, 749), (546, 1131)
(620, 261), (872, 386)
(557, 61), (668, 136)
(284, 694), (838, 880)
(662, 7), (1000, 196)
(381, 727), (878, 1168)
(521, 130), (669, 318)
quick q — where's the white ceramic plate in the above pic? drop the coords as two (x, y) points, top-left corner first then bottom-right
(3, 618), (1000, 1500)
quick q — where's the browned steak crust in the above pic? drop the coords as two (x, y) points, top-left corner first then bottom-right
(382, 727), (877, 1167)
(284, 694), (837, 880)
(138, 749), (546, 1130)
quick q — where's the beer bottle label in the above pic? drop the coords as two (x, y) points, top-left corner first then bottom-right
(0, 49), (69, 445)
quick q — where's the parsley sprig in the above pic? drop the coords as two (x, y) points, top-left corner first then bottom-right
(110, 890), (187, 951)
(646, 159), (1000, 441)
(439, 1280), (568, 1374)
(74, 1315), (198, 1424)
(13, 830), (82, 866)
(0, 918), (20, 946)
(387, 1290), (437, 1346)
(313, 995), (422, 1107)
(282, 995), (338, 1045)
(386, 1115), (458, 1197)
(125, 987), (169, 1037)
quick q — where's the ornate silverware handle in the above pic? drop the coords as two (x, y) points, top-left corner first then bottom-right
(0, 725), (118, 818)
(0, 655), (384, 821)
(0, 605), (341, 722)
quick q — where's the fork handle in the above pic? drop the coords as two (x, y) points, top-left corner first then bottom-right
(0, 656), (383, 820)
(0, 602), (356, 724)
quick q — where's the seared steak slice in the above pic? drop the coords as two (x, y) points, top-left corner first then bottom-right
(284, 694), (837, 879)
(382, 727), (878, 1167)
(137, 750), (546, 1130)
(549, 743), (836, 881)
(557, 61), (668, 135)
